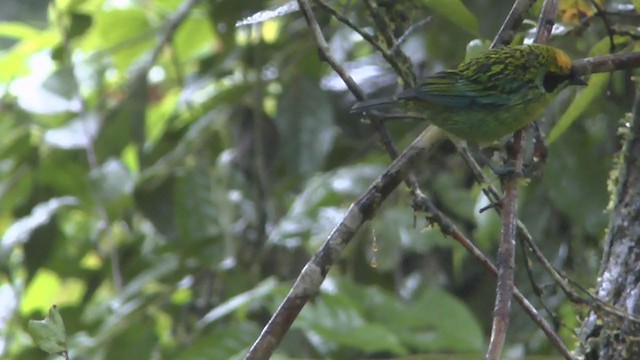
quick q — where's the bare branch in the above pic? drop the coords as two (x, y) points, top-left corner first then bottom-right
(573, 52), (640, 76)
(491, 0), (537, 48)
(485, 131), (525, 360)
(487, 1), (559, 358)
(412, 194), (575, 360)
(244, 126), (446, 360)
(311, 0), (411, 85)
(297, 0), (409, 163)
(534, 0), (558, 43)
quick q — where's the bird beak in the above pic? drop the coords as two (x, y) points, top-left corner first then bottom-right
(569, 71), (588, 86)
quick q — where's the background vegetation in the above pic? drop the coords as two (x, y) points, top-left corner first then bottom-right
(1, 0), (638, 359)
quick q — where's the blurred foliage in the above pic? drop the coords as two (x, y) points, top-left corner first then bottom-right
(0, 0), (639, 359)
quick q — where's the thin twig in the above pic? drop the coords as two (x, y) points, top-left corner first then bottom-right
(297, 0), (406, 163)
(144, 0), (199, 70)
(412, 195), (575, 360)
(361, 0), (416, 86)
(311, 0), (387, 57)
(491, 0), (538, 48)
(362, 0), (396, 50)
(390, 16), (433, 54)
(520, 229), (640, 323)
(588, 0), (616, 53)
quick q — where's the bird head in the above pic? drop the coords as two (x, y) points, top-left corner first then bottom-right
(536, 45), (587, 94)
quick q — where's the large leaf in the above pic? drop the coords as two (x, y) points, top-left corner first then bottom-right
(269, 164), (383, 247)
(197, 277), (278, 329)
(44, 112), (100, 149)
(1, 196), (78, 252)
(296, 291), (408, 355)
(341, 281), (484, 352)
(544, 128), (609, 236)
(88, 158), (135, 214)
(27, 305), (67, 355)
(173, 322), (260, 360)
(87, 8), (153, 71)
(275, 76), (336, 177)
(0, 22), (41, 39)
(174, 163), (219, 243)
(173, 14), (218, 61)
(0, 29), (59, 82)
(403, 287), (485, 352)
(422, 0), (479, 36)
(547, 73), (609, 144)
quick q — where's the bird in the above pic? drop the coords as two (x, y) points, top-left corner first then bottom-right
(351, 44), (587, 145)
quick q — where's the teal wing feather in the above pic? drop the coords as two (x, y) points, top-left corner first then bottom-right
(397, 70), (518, 108)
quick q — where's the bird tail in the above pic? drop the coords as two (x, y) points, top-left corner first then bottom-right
(350, 97), (396, 113)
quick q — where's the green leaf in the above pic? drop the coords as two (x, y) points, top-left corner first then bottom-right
(292, 279), (480, 354)
(269, 164), (383, 247)
(422, 0), (479, 36)
(67, 12), (93, 40)
(296, 292), (407, 355)
(371, 207), (452, 271)
(174, 163), (219, 242)
(15, 83), (77, 114)
(95, 73), (147, 159)
(173, 15), (218, 61)
(1, 197), (78, 251)
(275, 76), (336, 176)
(173, 322), (260, 360)
(403, 287), (484, 352)
(89, 8), (153, 71)
(104, 318), (157, 360)
(548, 34), (630, 144)
(42, 67), (79, 101)
(0, 22), (41, 40)
(27, 305), (67, 355)
(44, 113), (100, 149)
(543, 129), (609, 236)
(0, 29), (59, 82)
(197, 277), (279, 329)
(547, 73), (609, 144)
(88, 158), (135, 210)
(134, 176), (177, 238)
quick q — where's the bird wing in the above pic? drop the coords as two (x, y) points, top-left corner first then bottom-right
(397, 70), (516, 108)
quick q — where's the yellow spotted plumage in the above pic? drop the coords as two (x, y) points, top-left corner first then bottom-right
(352, 44), (586, 144)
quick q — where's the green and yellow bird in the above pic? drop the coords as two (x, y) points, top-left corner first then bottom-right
(352, 44), (586, 144)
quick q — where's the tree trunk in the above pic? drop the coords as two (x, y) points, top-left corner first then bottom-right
(577, 85), (640, 359)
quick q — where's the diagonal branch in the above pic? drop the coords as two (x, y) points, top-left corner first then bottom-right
(244, 0), (640, 358)
(491, 0), (538, 48)
(297, 0), (405, 161)
(244, 127), (444, 360)
(411, 194), (574, 360)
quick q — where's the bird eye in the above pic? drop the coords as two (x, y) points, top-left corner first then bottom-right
(542, 72), (566, 93)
